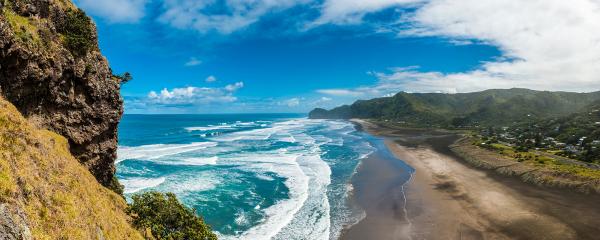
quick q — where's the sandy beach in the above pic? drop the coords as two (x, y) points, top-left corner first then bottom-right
(342, 119), (600, 240)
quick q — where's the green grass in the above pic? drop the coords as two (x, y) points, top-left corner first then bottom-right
(476, 139), (600, 180)
(2, 7), (41, 45)
(0, 97), (144, 239)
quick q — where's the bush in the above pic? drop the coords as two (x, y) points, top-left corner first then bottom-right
(59, 8), (95, 56)
(127, 191), (217, 240)
(113, 72), (133, 84)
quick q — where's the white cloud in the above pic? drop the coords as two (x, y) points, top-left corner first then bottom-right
(278, 98), (301, 107)
(156, 0), (421, 33)
(314, 0), (422, 25)
(145, 83), (244, 106)
(225, 82), (244, 92)
(388, 0), (600, 92)
(325, 0), (600, 95)
(184, 57), (202, 67)
(75, 0), (148, 23)
(205, 75), (217, 82)
(316, 89), (364, 96)
(158, 0), (310, 33)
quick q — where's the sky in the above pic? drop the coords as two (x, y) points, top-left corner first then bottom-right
(74, 0), (600, 114)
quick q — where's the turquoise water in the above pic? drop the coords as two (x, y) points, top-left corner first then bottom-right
(117, 114), (375, 239)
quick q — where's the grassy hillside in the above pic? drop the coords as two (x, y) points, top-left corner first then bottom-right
(0, 97), (143, 239)
(310, 88), (600, 127)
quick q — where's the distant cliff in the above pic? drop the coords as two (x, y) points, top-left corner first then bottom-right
(309, 88), (600, 127)
(0, 0), (123, 191)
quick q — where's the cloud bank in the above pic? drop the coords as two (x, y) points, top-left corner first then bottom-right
(83, 0), (600, 111)
(128, 82), (245, 111)
(317, 0), (600, 96)
(75, 0), (148, 23)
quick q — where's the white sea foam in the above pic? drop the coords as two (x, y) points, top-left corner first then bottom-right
(121, 177), (166, 194)
(186, 121), (258, 132)
(273, 154), (332, 240)
(117, 142), (218, 163)
(186, 125), (235, 131)
(119, 118), (362, 240)
(221, 152), (310, 240)
(182, 156), (218, 165)
(218, 120), (339, 240)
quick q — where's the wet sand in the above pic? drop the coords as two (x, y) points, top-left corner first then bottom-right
(340, 139), (414, 240)
(341, 119), (600, 240)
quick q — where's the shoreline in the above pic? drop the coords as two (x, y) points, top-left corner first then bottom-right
(341, 119), (600, 239)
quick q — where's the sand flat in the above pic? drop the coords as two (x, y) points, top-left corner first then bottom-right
(342, 119), (600, 240)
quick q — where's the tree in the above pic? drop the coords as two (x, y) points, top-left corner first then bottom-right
(127, 191), (217, 240)
(59, 8), (96, 56)
(114, 72), (133, 84)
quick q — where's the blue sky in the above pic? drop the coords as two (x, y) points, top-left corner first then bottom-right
(75, 0), (600, 113)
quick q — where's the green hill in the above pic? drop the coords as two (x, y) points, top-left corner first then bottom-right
(309, 88), (600, 127)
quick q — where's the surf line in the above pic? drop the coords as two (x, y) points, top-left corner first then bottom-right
(400, 171), (414, 240)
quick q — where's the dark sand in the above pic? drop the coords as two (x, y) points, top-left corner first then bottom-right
(341, 119), (600, 240)
(340, 140), (414, 240)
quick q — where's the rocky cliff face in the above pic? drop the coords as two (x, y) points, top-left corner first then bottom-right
(0, 0), (123, 191)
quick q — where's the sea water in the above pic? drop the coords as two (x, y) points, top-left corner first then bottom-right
(117, 114), (375, 239)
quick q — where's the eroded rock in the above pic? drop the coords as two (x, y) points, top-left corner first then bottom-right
(0, 0), (123, 191)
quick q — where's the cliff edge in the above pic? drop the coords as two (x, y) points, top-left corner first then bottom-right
(0, 0), (123, 190)
(0, 96), (142, 239)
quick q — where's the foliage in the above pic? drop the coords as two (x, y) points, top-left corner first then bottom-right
(58, 8), (95, 56)
(509, 100), (600, 162)
(310, 88), (600, 128)
(114, 72), (133, 84)
(2, 7), (40, 45)
(128, 191), (218, 240)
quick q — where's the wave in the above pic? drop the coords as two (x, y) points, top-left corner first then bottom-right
(121, 177), (166, 194)
(186, 125), (235, 131)
(218, 152), (310, 240)
(185, 121), (262, 132)
(117, 142), (218, 163)
(180, 156), (218, 165)
(118, 118), (365, 240)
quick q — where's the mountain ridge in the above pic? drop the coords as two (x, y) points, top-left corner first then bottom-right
(309, 88), (600, 127)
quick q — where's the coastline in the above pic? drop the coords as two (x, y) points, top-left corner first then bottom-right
(342, 119), (600, 239)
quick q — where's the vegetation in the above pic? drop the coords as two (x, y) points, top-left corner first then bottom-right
(114, 72), (133, 84)
(0, 97), (143, 239)
(128, 191), (218, 240)
(58, 8), (95, 56)
(479, 100), (600, 163)
(312, 88), (600, 163)
(310, 88), (600, 128)
(2, 6), (40, 45)
(473, 138), (600, 180)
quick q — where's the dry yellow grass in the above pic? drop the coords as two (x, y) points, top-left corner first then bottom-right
(0, 97), (143, 239)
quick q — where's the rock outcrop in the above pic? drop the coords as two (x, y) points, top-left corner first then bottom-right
(0, 0), (123, 191)
(0, 96), (142, 239)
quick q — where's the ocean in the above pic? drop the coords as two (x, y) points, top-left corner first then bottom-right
(116, 114), (378, 239)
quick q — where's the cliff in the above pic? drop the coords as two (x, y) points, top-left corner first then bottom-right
(0, 0), (123, 190)
(0, 96), (142, 239)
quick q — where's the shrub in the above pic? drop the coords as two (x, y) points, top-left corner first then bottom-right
(113, 72), (133, 84)
(59, 8), (95, 56)
(127, 191), (217, 240)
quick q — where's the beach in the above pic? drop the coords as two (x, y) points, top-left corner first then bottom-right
(342, 119), (600, 240)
